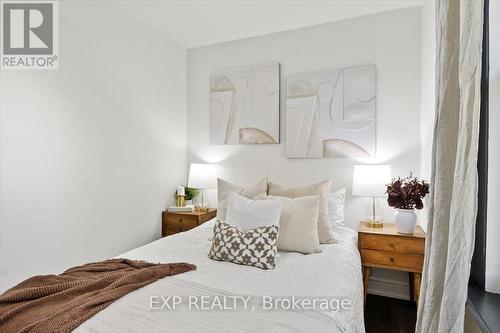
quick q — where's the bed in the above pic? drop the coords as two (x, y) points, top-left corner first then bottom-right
(75, 219), (365, 333)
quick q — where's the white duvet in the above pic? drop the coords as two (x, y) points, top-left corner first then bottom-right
(75, 219), (365, 333)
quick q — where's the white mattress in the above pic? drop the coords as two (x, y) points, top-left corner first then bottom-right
(75, 219), (365, 333)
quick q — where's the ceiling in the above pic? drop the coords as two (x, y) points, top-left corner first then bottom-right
(113, 0), (423, 49)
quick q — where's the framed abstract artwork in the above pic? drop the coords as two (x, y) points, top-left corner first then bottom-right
(286, 65), (376, 158)
(210, 63), (280, 145)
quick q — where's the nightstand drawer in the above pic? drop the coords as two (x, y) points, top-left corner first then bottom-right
(360, 249), (424, 272)
(163, 215), (197, 236)
(198, 209), (217, 223)
(359, 234), (425, 254)
(162, 209), (217, 237)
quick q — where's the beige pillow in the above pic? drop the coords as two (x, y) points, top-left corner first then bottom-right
(264, 195), (320, 254)
(217, 177), (268, 221)
(268, 180), (334, 243)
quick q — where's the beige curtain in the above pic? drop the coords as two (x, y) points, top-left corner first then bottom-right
(415, 0), (484, 332)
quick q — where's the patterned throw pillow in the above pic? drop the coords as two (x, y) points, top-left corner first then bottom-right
(208, 221), (278, 270)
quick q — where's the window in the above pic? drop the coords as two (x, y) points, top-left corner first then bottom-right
(469, 0), (489, 290)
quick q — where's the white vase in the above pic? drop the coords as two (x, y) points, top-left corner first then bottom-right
(394, 208), (417, 234)
(185, 200), (193, 206)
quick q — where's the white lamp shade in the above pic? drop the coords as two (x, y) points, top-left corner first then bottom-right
(352, 164), (391, 197)
(188, 163), (217, 189)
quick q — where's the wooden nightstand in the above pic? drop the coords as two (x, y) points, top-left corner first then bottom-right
(358, 222), (426, 306)
(162, 209), (217, 237)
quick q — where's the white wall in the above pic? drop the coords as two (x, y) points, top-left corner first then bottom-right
(188, 7), (422, 228)
(187, 7), (423, 299)
(486, 0), (500, 294)
(0, 1), (187, 291)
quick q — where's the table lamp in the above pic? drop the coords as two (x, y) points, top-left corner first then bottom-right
(352, 164), (391, 228)
(188, 163), (217, 212)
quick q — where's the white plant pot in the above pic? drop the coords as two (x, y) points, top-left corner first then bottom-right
(394, 208), (417, 234)
(185, 200), (193, 206)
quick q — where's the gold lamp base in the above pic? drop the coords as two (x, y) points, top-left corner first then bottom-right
(364, 197), (383, 228)
(195, 206), (210, 213)
(365, 220), (384, 228)
(195, 188), (211, 213)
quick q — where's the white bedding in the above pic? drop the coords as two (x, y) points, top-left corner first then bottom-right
(75, 219), (365, 333)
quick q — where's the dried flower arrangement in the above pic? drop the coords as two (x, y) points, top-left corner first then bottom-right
(386, 173), (430, 210)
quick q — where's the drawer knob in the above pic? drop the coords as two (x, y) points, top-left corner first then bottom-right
(390, 257), (394, 262)
(179, 219), (183, 222)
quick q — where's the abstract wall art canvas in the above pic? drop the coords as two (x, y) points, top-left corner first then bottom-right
(210, 63), (280, 145)
(286, 65), (376, 158)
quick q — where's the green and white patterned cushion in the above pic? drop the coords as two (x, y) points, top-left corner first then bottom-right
(208, 221), (278, 270)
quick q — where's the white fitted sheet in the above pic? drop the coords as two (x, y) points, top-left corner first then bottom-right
(75, 219), (365, 333)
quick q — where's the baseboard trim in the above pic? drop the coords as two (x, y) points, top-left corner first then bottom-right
(368, 276), (411, 301)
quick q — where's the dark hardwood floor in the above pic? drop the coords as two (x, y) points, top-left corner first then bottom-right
(365, 294), (417, 333)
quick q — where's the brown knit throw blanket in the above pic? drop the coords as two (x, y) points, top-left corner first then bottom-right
(0, 258), (196, 333)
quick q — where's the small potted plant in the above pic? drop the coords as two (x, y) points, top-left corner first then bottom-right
(184, 186), (199, 206)
(386, 173), (430, 234)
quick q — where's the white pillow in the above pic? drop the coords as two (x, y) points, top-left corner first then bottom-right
(217, 177), (268, 221)
(264, 195), (320, 254)
(328, 188), (346, 225)
(268, 180), (334, 244)
(225, 192), (281, 231)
